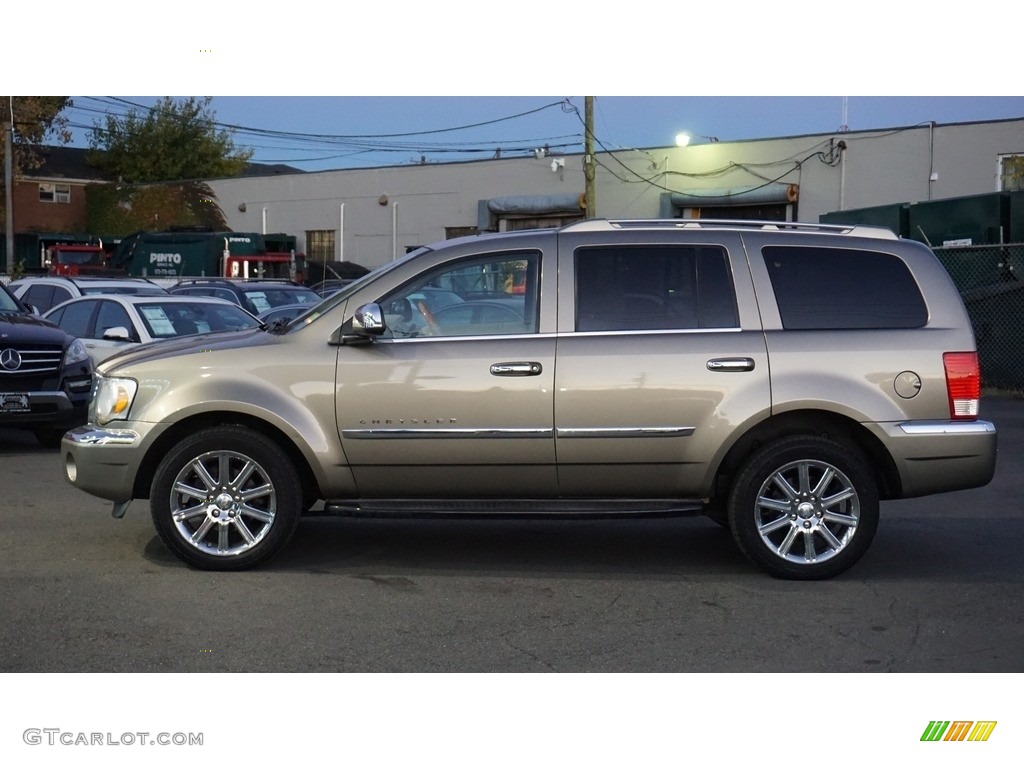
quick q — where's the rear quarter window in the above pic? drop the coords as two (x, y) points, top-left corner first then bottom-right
(762, 245), (927, 329)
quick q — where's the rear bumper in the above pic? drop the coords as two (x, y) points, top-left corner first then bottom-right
(873, 419), (997, 498)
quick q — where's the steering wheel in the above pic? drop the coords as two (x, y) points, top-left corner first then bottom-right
(416, 300), (442, 335)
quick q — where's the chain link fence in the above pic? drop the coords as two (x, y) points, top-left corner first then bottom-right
(933, 242), (1024, 393)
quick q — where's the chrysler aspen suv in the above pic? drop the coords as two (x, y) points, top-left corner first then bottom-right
(61, 220), (998, 579)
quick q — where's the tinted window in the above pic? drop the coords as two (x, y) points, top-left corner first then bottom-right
(575, 245), (738, 331)
(763, 246), (927, 329)
(23, 284), (57, 312)
(95, 300), (136, 341)
(58, 300), (97, 338)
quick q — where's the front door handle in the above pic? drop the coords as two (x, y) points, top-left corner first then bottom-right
(490, 361), (543, 376)
(706, 357), (755, 372)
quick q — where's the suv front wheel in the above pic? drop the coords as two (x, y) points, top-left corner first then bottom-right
(150, 426), (303, 570)
(727, 436), (879, 580)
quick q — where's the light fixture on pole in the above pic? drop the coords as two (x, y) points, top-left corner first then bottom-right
(675, 132), (719, 147)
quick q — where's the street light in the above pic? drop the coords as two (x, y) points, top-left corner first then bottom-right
(675, 132), (720, 147)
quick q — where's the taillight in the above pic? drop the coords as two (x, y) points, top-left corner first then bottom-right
(943, 352), (980, 419)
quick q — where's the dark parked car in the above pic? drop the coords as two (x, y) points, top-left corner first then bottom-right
(168, 278), (321, 317)
(0, 281), (93, 446)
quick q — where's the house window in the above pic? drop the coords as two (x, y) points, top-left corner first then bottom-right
(999, 155), (1024, 192)
(38, 183), (71, 204)
(305, 230), (336, 262)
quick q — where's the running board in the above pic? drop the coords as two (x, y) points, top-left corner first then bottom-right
(319, 498), (707, 519)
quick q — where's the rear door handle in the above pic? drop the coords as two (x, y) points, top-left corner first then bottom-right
(706, 357), (755, 372)
(490, 361), (543, 376)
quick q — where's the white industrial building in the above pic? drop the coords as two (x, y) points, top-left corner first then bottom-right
(207, 117), (1024, 268)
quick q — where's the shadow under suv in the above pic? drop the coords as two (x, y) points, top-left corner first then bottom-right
(61, 219), (997, 578)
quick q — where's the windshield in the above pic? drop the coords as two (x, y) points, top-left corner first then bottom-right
(240, 286), (321, 314)
(0, 286), (22, 312)
(56, 249), (103, 265)
(267, 251), (430, 333)
(136, 301), (263, 339)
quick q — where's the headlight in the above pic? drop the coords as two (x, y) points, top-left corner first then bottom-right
(93, 376), (138, 425)
(65, 338), (90, 366)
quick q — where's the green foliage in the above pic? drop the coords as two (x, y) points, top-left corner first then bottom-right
(84, 97), (238, 233)
(87, 96), (252, 183)
(85, 181), (228, 235)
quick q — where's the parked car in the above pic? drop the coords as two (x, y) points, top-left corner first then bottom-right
(168, 278), (321, 317)
(61, 219), (997, 578)
(0, 281), (93, 447)
(8, 275), (169, 314)
(257, 303), (318, 327)
(43, 295), (264, 365)
(309, 279), (355, 298)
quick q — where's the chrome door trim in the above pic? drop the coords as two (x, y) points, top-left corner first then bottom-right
(556, 427), (695, 438)
(342, 428), (554, 440)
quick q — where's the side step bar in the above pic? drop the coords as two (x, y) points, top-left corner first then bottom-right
(318, 498), (708, 519)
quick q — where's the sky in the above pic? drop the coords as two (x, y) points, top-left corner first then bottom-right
(62, 95), (1024, 172)
(14, 3), (1023, 174)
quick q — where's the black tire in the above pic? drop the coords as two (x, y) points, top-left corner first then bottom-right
(727, 436), (879, 580)
(150, 426), (303, 570)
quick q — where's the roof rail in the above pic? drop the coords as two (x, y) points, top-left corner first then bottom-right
(560, 218), (899, 240)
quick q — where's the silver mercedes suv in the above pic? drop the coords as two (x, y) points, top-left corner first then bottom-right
(61, 219), (998, 579)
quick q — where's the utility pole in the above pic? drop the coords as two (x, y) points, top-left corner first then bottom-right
(4, 110), (14, 272)
(584, 96), (596, 219)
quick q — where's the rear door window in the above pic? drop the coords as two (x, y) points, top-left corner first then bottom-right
(574, 245), (738, 331)
(762, 245), (927, 329)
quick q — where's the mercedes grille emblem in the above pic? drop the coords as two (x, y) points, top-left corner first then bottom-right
(0, 348), (23, 371)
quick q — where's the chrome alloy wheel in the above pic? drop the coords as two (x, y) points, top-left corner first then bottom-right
(753, 458), (860, 565)
(169, 450), (278, 557)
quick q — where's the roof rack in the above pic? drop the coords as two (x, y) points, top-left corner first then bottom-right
(560, 218), (899, 240)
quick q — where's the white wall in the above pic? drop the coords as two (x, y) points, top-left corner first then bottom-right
(208, 118), (1024, 269)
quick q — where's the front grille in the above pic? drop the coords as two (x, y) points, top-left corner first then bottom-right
(0, 344), (64, 377)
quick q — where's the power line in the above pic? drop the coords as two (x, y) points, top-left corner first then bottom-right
(68, 97), (586, 168)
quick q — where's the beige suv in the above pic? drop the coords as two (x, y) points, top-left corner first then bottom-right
(62, 220), (998, 579)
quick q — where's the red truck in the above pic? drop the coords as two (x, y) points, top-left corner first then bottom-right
(43, 241), (125, 276)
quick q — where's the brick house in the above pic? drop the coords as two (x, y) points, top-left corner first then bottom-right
(12, 146), (110, 233)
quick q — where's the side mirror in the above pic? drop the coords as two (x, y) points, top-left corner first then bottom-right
(101, 326), (132, 341)
(352, 302), (385, 336)
(331, 302), (386, 346)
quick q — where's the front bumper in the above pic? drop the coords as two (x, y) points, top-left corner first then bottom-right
(62, 424), (153, 503)
(0, 389), (89, 430)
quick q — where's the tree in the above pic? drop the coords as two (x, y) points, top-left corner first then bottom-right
(1, 96), (72, 219)
(87, 96), (252, 183)
(86, 97), (252, 233)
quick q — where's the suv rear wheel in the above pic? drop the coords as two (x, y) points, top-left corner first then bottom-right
(150, 426), (302, 570)
(727, 436), (879, 580)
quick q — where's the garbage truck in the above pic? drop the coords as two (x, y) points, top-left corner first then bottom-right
(110, 230), (298, 280)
